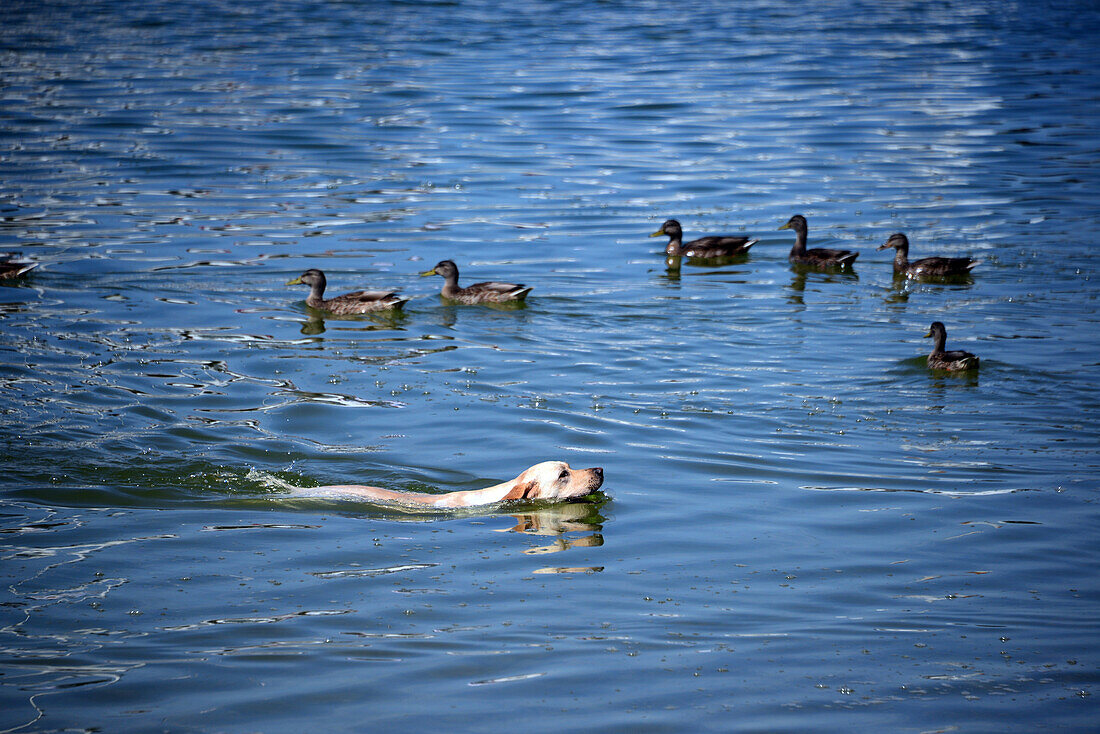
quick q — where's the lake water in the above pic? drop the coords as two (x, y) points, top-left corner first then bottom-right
(2, 0), (1098, 730)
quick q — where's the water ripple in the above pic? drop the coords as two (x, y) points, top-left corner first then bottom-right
(2, 0), (1099, 731)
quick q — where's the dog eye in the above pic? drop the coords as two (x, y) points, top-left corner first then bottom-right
(558, 469), (569, 481)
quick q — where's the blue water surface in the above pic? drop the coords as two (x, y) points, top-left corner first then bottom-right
(1, 0), (1099, 731)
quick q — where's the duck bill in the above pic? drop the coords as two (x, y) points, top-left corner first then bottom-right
(285, 276), (303, 285)
(876, 242), (891, 250)
(777, 222), (792, 231)
(648, 230), (665, 238)
(923, 329), (933, 338)
(419, 268), (437, 277)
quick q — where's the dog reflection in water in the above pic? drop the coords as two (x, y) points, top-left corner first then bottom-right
(498, 500), (605, 561)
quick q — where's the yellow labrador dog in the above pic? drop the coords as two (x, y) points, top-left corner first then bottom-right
(294, 461), (604, 508)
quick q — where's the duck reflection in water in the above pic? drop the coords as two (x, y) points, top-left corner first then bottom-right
(788, 262), (860, 286)
(431, 299), (537, 330)
(885, 270), (974, 308)
(786, 265), (859, 306)
(298, 307), (408, 336)
(659, 254), (751, 290)
(656, 255), (684, 286)
(301, 312), (326, 335)
(0, 254), (38, 280)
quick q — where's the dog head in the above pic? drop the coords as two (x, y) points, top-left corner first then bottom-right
(505, 461), (604, 501)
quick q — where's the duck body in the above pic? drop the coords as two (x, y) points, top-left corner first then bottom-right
(420, 260), (531, 304)
(649, 219), (756, 258)
(0, 255), (38, 279)
(286, 269), (408, 314)
(778, 215), (858, 268)
(924, 321), (979, 371)
(879, 233), (978, 278)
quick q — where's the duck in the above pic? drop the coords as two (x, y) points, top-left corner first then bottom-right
(420, 259), (532, 304)
(878, 233), (979, 278)
(777, 215), (858, 268)
(0, 255), (38, 279)
(648, 219), (757, 258)
(924, 321), (980, 371)
(285, 268), (408, 314)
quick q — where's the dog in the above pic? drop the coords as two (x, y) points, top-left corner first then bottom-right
(292, 461), (604, 508)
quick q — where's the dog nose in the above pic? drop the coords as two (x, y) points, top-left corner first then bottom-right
(592, 467), (603, 478)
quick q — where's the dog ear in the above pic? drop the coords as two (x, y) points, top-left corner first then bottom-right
(502, 480), (540, 501)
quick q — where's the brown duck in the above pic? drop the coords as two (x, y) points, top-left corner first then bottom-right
(778, 215), (858, 268)
(648, 219), (756, 258)
(924, 321), (980, 371)
(878, 233), (979, 278)
(286, 269), (408, 314)
(420, 260), (531, 304)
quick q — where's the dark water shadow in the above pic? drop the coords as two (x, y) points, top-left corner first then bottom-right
(788, 263), (860, 282)
(660, 251), (752, 271)
(425, 299), (533, 329)
(420, 292), (531, 311)
(785, 266), (859, 305)
(884, 271), (976, 305)
(295, 305), (411, 335)
(664, 253), (752, 271)
(653, 257), (684, 287)
(896, 270), (977, 287)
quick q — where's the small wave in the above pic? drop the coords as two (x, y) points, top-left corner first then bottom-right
(800, 485), (1031, 496)
(246, 468), (299, 492)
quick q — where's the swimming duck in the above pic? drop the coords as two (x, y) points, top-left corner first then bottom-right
(0, 255), (38, 279)
(924, 321), (980, 371)
(286, 268), (408, 314)
(878, 233), (979, 278)
(420, 260), (532, 304)
(777, 215), (858, 268)
(648, 219), (757, 258)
